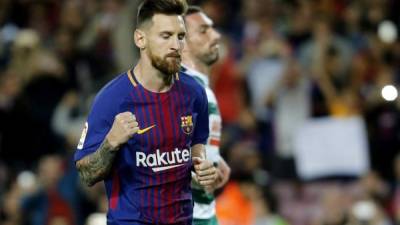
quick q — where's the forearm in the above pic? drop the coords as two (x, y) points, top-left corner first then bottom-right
(192, 144), (206, 159)
(76, 139), (117, 186)
(216, 158), (230, 188)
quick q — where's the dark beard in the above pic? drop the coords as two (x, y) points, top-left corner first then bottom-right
(198, 49), (219, 66)
(203, 53), (219, 66)
(149, 51), (181, 85)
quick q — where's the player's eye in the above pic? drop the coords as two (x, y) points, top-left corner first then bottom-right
(178, 33), (185, 40)
(199, 26), (209, 34)
(161, 33), (171, 39)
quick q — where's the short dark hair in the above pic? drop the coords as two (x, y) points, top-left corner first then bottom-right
(185, 5), (203, 17)
(137, 0), (188, 28)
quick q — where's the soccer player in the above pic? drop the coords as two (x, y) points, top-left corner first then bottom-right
(182, 6), (231, 225)
(74, 0), (217, 224)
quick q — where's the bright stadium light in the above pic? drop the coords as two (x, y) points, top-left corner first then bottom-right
(352, 201), (376, 221)
(86, 213), (107, 225)
(381, 85), (398, 101)
(17, 170), (36, 189)
(378, 20), (398, 44)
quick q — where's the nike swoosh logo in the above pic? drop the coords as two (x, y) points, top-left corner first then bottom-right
(152, 164), (184, 172)
(137, 125), (156, 134)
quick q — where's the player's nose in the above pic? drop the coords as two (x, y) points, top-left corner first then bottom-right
(170, 37), (183, 51)
(211, 28), (221, 42)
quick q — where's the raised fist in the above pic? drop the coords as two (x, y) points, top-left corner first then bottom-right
(106, 112), (139, 149)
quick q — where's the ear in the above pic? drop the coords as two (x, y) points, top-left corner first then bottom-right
(134, 29), (146, 50)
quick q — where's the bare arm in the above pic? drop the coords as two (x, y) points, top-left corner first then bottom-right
(76, 139), (118, 186)
(192, 143), (206, 159)
(201, 158), (231, 193)
(215, 158), (231, 189)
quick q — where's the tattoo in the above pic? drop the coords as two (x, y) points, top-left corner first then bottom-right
(76, 139), (117, 186)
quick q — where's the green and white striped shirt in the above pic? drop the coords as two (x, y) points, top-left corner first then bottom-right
(183, 66), (222, 219)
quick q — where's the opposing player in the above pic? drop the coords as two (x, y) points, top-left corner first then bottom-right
(74, 0), (217, 224)
(183, 6), (231, 225)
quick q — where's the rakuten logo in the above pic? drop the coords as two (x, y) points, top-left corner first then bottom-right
(136, 148), (191, 172)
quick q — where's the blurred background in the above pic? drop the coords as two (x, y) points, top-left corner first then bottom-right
(0, 0), (400, 225)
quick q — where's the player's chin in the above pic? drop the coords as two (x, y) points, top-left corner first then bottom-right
(168, 59), (182, 73)
(205, 54), (219, 66)
(165, 63), (181, 75)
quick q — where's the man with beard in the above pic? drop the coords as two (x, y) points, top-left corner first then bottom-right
(74, 0), (217, 224)
(182, 6), (231, 225)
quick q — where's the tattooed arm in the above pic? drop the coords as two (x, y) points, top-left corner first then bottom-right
(76, 112), (140, 186)
(76, 139), (118, 186)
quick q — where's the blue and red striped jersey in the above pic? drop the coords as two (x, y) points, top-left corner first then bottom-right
(74, 69), (209, 225)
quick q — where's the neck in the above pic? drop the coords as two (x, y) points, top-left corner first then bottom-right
(134, 57), (173, 93)
(182, 51), (210, 75)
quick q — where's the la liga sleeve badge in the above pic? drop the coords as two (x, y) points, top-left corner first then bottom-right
(77, 122), (88, 150)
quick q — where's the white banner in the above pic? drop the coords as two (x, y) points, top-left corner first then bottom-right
(294, 116), (369, 180)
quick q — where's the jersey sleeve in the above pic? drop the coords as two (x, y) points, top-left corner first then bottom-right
(191, 86), (209, 146)
(74, 93), (114, 162)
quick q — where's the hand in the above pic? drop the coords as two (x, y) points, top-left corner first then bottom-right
(106, 112), (139, 149)
(214, 159), (231, 190)
(193, 157), (218, 191)
(202, 159), (231, 193)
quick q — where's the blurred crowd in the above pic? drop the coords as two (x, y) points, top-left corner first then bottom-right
(0, 0), (400, 225)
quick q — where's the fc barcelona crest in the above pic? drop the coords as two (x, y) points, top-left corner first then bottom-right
(181, 115), (194, 135)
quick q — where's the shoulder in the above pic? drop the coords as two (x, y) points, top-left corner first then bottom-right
(88, 72), (132, 119)
(178, 70), (206, 98)
(93, 72), (131, 106)
(180, 68), (218, 106)
(180, 66), (207, 87)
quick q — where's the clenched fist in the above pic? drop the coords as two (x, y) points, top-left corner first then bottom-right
(192, 157), (218, 190)
(106, 112), (139, 150)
